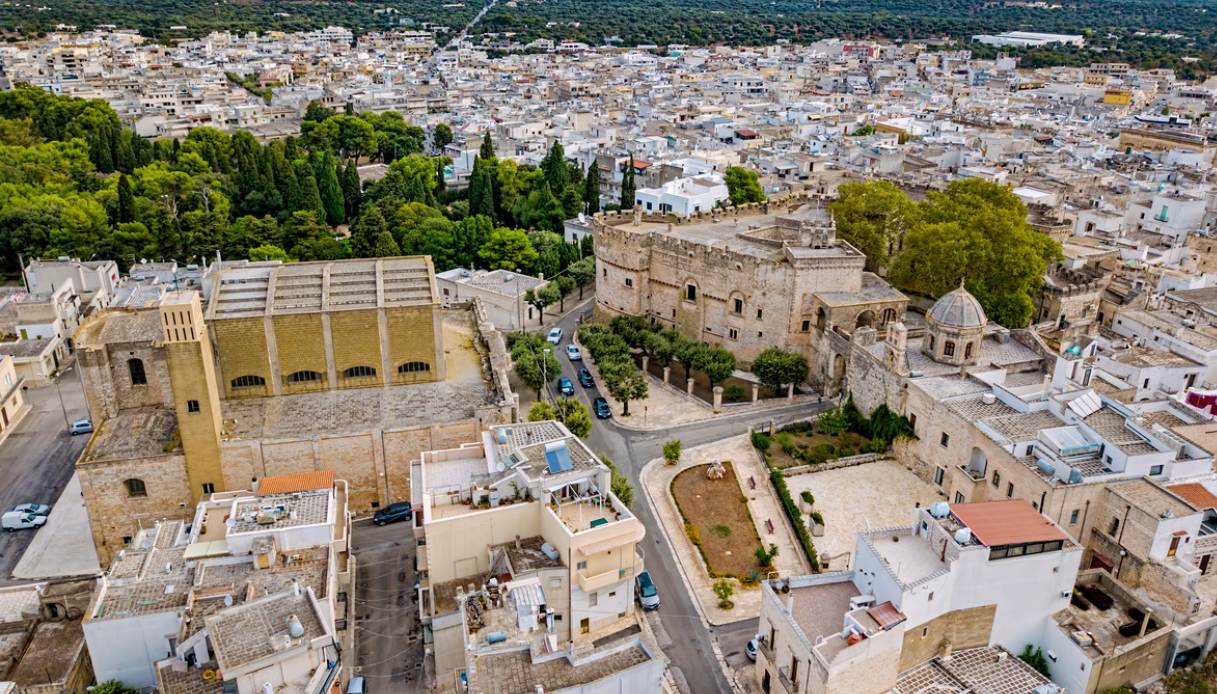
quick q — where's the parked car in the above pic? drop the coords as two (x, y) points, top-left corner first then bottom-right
(1, 512), (46, 531)
(745, 638), (758, 661)
(372, 501), (412, 526)
(12, 504), (50, 516)
(346, 676), (367, 694)
(546, 327), (563, 344)
(636, 570), (660, 610)
(565, 344), (582, 361)
(577, 368), (594, 388)
(69, 419), (93, 436)
(593, 397), (612, 419)
(558, 376), (575, 396)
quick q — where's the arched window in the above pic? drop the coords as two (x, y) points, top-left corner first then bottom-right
(944, 340), (956, 357)
(287, 370), (323, 384)
(231, 375), (266, 389)
(343, 365), (377, 378)
(964, 342), (974, 359)
(125, 478), (147, 497)
(398, 361), (431, 374)
(128, 358), (146, 385)
(882, 308), (897, 325)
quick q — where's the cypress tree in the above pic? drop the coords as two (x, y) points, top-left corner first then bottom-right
(583, 164), (600, 214)
(294, 161), (325, 220)
(469, 157), (494, 219)
(341, 160), (362, 220)
(541, 141), (567, 191)
(479, 131), (495, 160)
(117, 174), (136, 224)
(620, 154), (636, 210)
(435, 158), (446, 197)
(316, 152), (345, 225)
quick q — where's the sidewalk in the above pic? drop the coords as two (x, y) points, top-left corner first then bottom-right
(13, 473), (100, 579)
(640, 434), (805, 627)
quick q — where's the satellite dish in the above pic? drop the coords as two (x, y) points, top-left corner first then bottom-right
(223, 595), (233, 607)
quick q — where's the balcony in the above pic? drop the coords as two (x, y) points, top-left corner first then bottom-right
(578, 565), (628, 593)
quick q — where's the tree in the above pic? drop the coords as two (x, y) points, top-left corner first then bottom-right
(540, 140), (567, 191)
(529, 401), (558, 421)
(829, 180), (918, 274)
(433, 123), (453, 151)
(568, 256), (596, 298)
(695, 346), (736, 390)
(116, 173), (135, 224)
(349, 205), (388, 257)
(620, 155), (636, 209)
(603, 361), (647, 416)
(888, 179), (1062, 327)
(249, 244), (290, 262)
(341, 159), (362, 220)
(315, 151), (345, 225)
(723, 166), (765, 205)
(372, 230), (401, 257)
(92, 682), (138, 694)
(600, 454), (635, 507)
(713, 579), (735, 609)
(511, 332), (560, 396)
(751, 347), (809, 393)
(583, 164), (601, 214)
(468, 157), (496, 219)
(480, 227), (539, 271)
(480, 131), (496, 160)
(553, 397), (592, 437)
(523, 284), (561, 325)
(673, 337), (703, 383)
(555, 275), (577, 312)
(513, 182), (565, 234)
(662, 439), (682, 465)
(641, 330), (674, 368)
(400, 217), (457, 269)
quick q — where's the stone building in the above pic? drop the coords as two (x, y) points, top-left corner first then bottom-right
(591, 193), (907, 370)
(74, 257), (517, 564)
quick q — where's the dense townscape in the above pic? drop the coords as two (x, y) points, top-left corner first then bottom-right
(0, 2), (1216, 694)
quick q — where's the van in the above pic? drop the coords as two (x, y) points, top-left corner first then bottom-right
(636, 570), (660, 610)
(2, 512), (47, 532)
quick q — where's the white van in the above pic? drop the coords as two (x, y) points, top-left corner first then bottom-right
(1, 512), (46, 531)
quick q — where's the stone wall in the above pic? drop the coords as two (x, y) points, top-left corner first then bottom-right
(897, 604), (996, 672)
(78, 450), (192, 566)
(212, 316), (272, 398)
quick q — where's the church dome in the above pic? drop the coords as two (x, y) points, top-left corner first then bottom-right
(928, 284), (986, 329)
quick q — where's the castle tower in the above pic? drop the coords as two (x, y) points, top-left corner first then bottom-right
(159, 290), (225, 503)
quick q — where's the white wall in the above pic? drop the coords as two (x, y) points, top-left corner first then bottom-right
(85, 611), (182, 689)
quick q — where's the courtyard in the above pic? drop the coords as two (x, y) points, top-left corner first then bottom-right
(782, 460), (944, 570)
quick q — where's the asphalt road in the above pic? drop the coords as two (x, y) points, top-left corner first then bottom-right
(541, 300), (827, 694)
(0, 367), (89, 586)
(351, 517), (425, 691)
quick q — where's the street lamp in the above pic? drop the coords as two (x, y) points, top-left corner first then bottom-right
(54, 364), (74, 430)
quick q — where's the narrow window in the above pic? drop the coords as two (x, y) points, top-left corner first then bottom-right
(128, 358), (147, 385)
(686, 284), (697, 301)
(202, 483), (215, 495)
(940, 432), (950, 447)
(186, 399), (200, 413)
(943, 341), (956, 357)
(125, 478), (147, 497)
(733, 298), (743, 314)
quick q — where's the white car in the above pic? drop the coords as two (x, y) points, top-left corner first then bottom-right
(1, 512), (46, 531)
(547, 327), (563, 344)
(565, 344), (582, 361)
(12, 503), (50, 516)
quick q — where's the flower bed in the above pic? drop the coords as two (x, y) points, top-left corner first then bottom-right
(670, 462), (768, 581)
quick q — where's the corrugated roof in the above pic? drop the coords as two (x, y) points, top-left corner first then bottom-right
(867, 601), (906, 630)
(257, 470), (336, 496)
(1169, 483), (1217, 511)
(950, 500), (1068, 547)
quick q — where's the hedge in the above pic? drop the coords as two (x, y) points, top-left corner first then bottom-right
(770, 469), (820, 572)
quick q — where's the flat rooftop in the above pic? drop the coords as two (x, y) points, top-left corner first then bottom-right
(1055, 575), (1166, 658)
(206, 591), (326, 672)
(469, 644), (653, 694)
(786, 579), (858, 646)
(867, 529), (945, 585)
(208, 256), (437, 319)
(894, 646), (1054, 694)
(228, 489), (331, 534)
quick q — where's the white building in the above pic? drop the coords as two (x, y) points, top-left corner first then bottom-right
(435, 268), (548, 331)
(972, 32), (1085, 47)
(83, 472), (351, 694)
(24, 257), (120, 313)
(633, 174), (729, 216)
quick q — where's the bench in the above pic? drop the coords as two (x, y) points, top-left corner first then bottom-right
(765, 519), (775, 534)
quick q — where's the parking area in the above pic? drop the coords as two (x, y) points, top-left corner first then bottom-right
(783, 460), (943, 570)
(351, 517), (427, 692)
(0, 368), (90, 585)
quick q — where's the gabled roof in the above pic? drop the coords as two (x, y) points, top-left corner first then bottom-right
(257, 470), (336, 496)
(1169, 483), (1217, 511)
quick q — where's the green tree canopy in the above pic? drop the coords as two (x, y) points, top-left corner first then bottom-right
(829, 180), (918, 274)
(723, 166), (765, 205)
(751, 347), (809, 393)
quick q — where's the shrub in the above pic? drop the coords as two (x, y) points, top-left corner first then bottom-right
(770, 470), (820, 571)
(800, 490), (814, 506)
(775, 431), (797, 456)
(685, 522), (701, 547)
(755, 543), (779, 568)
(779, 420), (815, 434)
(751, 431), (771, 451)
(741, 569), (762, 586)
(1019, 645), (1050, 677)
(663, 439), (683, 465)
(713, 524), (732, 538)
(810, 511), (824, 527)
(713, 578), (735, 609)
(600, 454), (635, 507)
(723, 384), (746, 402)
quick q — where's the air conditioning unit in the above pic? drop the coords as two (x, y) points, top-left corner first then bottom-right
(849, 594), (875, 611)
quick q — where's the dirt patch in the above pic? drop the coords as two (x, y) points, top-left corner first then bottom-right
(671, 462), (767, 581)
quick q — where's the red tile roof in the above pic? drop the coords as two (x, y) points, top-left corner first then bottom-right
(950, 500), (1068, 547)
(867, 601), (906, 630)
(257, 470), (336, 496)
(1169, 483), (1217, 511)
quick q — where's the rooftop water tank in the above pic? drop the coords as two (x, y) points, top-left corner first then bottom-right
(540, 543), (559, 561)
(1068, 467), (1084, 484)
(929, 502), (950, 519)
(954, 528), (972, 545)
(1036, 459), (1056, 476)
(287, 614), (304, 638)
(495, 428), (508, 444)
(486, 631), (508, 644)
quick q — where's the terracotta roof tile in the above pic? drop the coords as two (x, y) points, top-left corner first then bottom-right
(1169, 483), (1217, 511)
(950, 500), (1068, 547)
(256, 470), (335, 496)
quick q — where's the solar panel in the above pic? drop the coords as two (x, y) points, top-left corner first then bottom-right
(545, 441), (573, 474)
(1067, 390), (1102, 418)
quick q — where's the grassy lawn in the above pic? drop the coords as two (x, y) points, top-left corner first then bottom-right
(765, 429), (872, 470)
(671, 462), (767, 581)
